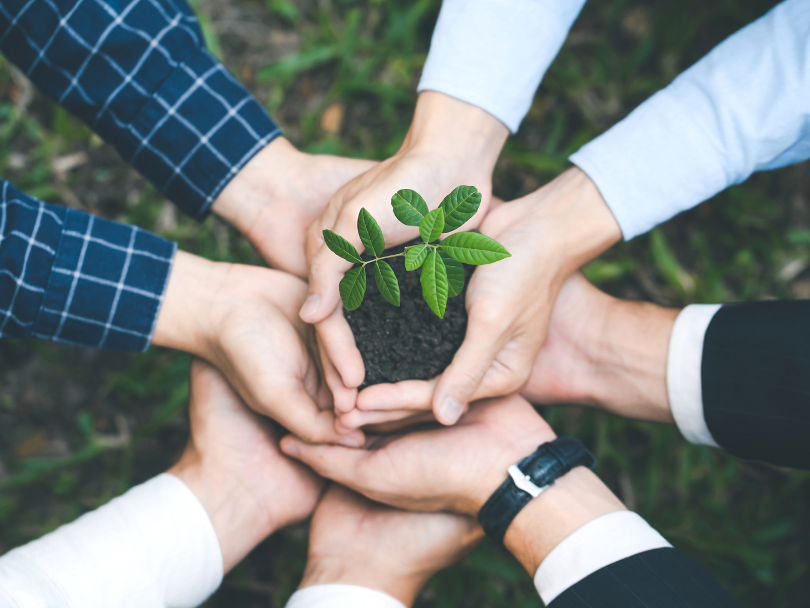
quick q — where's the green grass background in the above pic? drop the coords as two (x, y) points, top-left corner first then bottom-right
(0, 0), (808, 606)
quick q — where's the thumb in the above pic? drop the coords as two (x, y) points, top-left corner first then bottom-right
(280, 435), (368, 491)
(432, 319), (505, 425)
(301, 217), (363, 324)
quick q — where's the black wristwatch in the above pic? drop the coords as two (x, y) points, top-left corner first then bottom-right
(477, 437), (596, 544)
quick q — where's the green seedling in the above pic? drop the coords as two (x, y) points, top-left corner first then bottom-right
(323, 186), (510, 319)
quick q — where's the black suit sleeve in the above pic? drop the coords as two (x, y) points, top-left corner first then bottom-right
(701, 301), (810, 470)
(548, 548), (739, 608)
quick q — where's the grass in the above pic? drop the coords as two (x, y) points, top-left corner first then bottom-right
(0, 0), (808, 606)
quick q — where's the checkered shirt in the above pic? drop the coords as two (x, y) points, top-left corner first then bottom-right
(0, 180), (176, 351)
(0, 0), (281, 351)
(0, 0), (281, 219)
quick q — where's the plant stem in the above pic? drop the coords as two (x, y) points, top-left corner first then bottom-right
(360, 243), (438, 267)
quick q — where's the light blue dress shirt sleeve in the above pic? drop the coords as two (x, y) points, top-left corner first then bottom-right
(418, 0), (587, 133)
(570, 0), (810, 240)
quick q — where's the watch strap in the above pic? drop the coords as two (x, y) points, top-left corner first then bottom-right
(477, 437), (596, 543)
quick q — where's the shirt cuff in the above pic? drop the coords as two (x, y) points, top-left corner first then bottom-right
(667, 304), (722, 447)
(534, 511), (672, 605)
(32, 208), (176, 352)
(110, 48), (281, 220)
(285, 585), (407, 608)
(418, 0), (586, 132)
(0, 473), (223, 608)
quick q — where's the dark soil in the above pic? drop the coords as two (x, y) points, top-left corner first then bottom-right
(345, 238), (472, 388)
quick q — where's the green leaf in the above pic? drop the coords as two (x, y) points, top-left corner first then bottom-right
(405, 243), (429, 270)
(420, 207), (444, 243)
(323, 230), (363, 264)
(373, 260), (400, 306)
(420, 249), (449, 318)
(439, 249), (464, 297)
(357, 208), (385, 257)
(339, 267), (367, 310)
(391, 189), (429, 226)
(439, 232), (511, 265)
(439, 185), (482, 232)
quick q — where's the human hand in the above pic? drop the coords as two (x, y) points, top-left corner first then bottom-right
(345, 168), (623, 427)
(300, 484), (482, 606)
(298, 92), (509, 416)
(281, 395), (624, 574)
(153, 251), (364, 446)
(521, 273), (678, 424)
(211, 137), (375, 277)
(168, 359), (324, 572)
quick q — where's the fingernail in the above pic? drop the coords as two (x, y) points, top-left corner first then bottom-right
(281, 438), (299, 458)
(439, 396), (464, 425)
(339, 432), (365, 448)
(300, 295), (320, 319)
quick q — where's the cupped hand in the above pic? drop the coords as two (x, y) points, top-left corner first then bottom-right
(344, 168), (622, 427)
(169, 359), (324, 571)
(300, 484), (482, 606)
(212, 137), (375, 277)
(153, 251), (365, 447)
(280, 394), (556, 515)
(298, 92), (509, 418)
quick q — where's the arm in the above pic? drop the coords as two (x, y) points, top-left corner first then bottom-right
(0, 178), (174, 351)
(0, 0), (373, 276)
(280, 396), (739, 607)
(521, 274), (810, 470)
(0, 360), (322, 608)
(419, 0), (587, 133)
(570, 0), (810, 239)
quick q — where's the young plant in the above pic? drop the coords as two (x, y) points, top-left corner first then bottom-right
(322, 186), (510, 319)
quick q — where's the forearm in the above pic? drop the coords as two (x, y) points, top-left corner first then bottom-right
(0, 474), (223, 608)
(571, 0), (810, 240)
(419, 0), (586, 132)
(0, 178), (175, 351)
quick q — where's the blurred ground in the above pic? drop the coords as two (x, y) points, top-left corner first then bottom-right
(0, 1), (808, 606)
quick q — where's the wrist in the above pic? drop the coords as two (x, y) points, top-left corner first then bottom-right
(526, 167), (622, 278)
(397, 91), (508, 187)
(168, 447), (276, 572)
(152, 251), (231, 359)
(210, 137), (301, 238)
(588, 298), (679, 424)
(503, 467), (626, 575)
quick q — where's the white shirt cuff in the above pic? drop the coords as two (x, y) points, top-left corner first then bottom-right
(418, 0), (586, 132)
(667, 304), (722, 447)
(286, 584), (407, 608)
(0, 473), (223, 608)
(534, 511), (672, 605)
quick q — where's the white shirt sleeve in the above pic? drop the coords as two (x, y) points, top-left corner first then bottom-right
(0, 473), (223, 608)
(285, 584), (407, 608)
(418, 0), (587, 132)
(667, 304), (723, 447)
(533, 511), (672, 605)
(570, 0), (810, 240)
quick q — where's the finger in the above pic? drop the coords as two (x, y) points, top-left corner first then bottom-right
(356, 378), (437, 411)
(301, 212), (365, 324)
(280, 435), (372, 493)
(432, 316), (507, 425)
(317, 307), (365, 389)
(274, 383), (365, 448)
(338, 407), (426, 430)
(317, 332), (358, 415)
(362, 411), (438, 434)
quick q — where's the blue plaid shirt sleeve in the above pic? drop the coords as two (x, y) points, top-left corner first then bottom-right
(0, 179), (176, 352)
(0, 0), (281, 219)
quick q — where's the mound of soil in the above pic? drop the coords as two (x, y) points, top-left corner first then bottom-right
(345, 238), (471, 388)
